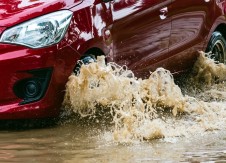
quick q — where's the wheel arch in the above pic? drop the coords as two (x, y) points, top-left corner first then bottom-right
(83, 47), (106, 57)
(204, 16), (226, 50)
(205, 24), (226, 64)
(214, 23), (226, 40)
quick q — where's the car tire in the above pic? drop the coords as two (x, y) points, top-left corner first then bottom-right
(74, 54), (96, 75)
(206, 31), (226, 64)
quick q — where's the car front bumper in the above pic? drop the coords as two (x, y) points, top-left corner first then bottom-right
(0, 43), (79, 119)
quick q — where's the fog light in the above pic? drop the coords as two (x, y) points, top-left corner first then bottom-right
(24, 80), (41, 98)
(13, 68), (52, 104)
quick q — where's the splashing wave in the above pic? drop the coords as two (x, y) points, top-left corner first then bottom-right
(63, 52), (226, 143)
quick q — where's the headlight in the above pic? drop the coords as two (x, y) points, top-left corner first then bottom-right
(0, 10), (73, 48)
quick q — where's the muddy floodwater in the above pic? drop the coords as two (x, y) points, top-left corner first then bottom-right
(1, 52), (226, 162)
(0, 123), (226, 162)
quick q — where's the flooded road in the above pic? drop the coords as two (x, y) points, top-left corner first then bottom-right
(0, 123), (226, 162)
(1, 52), (226, 162)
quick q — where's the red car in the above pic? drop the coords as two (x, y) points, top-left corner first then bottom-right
(0, 0), (226, 119)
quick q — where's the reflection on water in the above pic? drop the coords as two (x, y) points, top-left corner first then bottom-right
(1, 51), (226, 162)
(0, 123), (226, 162)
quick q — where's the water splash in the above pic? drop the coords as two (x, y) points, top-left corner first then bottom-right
(192, 51), (226, 85)
(63, 52), (226, 143)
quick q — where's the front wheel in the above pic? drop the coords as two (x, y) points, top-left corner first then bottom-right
(73, 54), (96, 75)
(206, 31), (226, 64)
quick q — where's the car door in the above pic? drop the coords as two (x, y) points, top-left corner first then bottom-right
(167, 0), (214, 74)
(111, 0), (172, 78)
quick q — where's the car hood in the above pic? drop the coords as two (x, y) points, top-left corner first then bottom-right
(0, 0), (83, 27)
